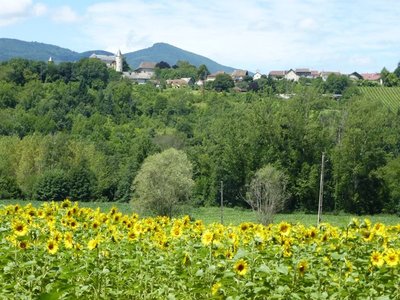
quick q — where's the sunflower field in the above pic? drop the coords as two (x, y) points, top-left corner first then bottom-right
(0, 201), (399, 299)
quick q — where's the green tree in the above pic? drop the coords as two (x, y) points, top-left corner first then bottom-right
(197, 64), (210, 80)
(246, 164), (289, 224)
(33, 168), (70, 201)
(68, 164), (97, 201)
(332, 97), (396, 214)
(132, 148), (194, 217)
(212, 73), (234, 92)
(381, 67), (399, 87)
(324, 74), (351, 94)
(377, 157), (400, 214)
(72, 58), (109, 89)
(394, 62), (400, 78)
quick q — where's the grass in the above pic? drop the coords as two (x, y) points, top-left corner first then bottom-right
(1, 199), (398, 227)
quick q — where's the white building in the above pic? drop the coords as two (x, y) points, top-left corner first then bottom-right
(89, 50), (123, 72)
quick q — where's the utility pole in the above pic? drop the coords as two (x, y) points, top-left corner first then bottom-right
(220, 181), (224, 224)
(317, 152), (325, 226)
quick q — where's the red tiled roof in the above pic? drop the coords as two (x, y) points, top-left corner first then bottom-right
(361, 73), (381, 81)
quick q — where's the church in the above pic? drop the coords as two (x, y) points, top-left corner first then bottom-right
(89, 50), (123, 72)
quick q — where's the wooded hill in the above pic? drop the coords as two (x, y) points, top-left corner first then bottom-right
(0, 57), (400, 215)
(0, 38), (235, 73)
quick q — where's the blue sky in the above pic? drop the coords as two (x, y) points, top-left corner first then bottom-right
(0, 0), (399, 73)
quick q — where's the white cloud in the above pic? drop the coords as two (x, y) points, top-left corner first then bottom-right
(0, 0), (33, 17)
(2, 0), (395, 73)
(0, 0), (48, 26)
(51, 6), (80, 23)
(74, 0), (398, 72)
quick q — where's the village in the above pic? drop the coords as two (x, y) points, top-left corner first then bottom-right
(89, 50), (384, 88)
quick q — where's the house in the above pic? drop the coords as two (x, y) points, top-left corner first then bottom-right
(134, 62), (156, 76)
(122, 61), (157, 84)
(361, 73), (383, 85)
(253, 71), (262, 81)
(231, 69), (248, 81)
(89, 50), (123, 72)
(206, 71), (225, 82)
(166, 78), (193, 88)
(268, 70), (286, 79)
(348, 72), (363, 81)
(284, 69), (300, 81)
(122, 71), (153, 84)
(310, 70), (320, 78)
(295, 68), (312, 77)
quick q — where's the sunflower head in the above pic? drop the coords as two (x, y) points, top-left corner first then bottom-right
(384, 249), (399, 267)
(201, 231), (214, 246)
(88, 238), (100, 250)
(278, 222), (291, 236)
(12, 221), (28, 237)
(211, 282), (222, 296)
(370, 251), (384, 267)
(234, 259), (249, 276)
(47, 239), (59, 255)
(18, 240), (29, 250)
(297, 260), (308, 275)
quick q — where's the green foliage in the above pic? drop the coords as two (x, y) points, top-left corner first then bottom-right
(132, 148), (194, 217)
(0, 57), (399, 215)
(246, 164), (289, 224)
(212, 73), (235, 91)
(324, 74), (352, 94)
(358, 87), (400, 113)
(67, 165), (97, 201)
(33, 169), (70, 201)
(0, 176), (21, 199)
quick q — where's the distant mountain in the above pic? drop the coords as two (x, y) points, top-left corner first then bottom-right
(0, 38), (81, 62)
(124, 43), (235, 73)
(0, 38), (236, 73)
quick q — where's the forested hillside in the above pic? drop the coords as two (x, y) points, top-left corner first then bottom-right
(0, 57), (399, 215)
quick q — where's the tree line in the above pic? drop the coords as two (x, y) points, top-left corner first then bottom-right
(0, 57), (400, 215)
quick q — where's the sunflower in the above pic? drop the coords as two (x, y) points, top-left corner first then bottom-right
(225, 250), (234, 260)
(47, 239), (59, 255)
(92, 221), (100, 230)
(211, 282), (222, 296)
(128, 230), (138, 241)
(234, 259), (248, 276)
(88, 238), (100, 250)
(64, 232), (73, 249)
(362, 230), (374, 242)
(201, 230), (214, 246)
(18, 240), (29, 250)
(61, 198), (71, 208)
(370, 251), (384, 267)
(278, 222), (291, 236)
(297, 260), (308, 275)
(171, 226), (183, 238)
(37, 209), (45, 218)
(68, 218), (77, 229)
(384, 249), (399, 267)
(240, 223), (250, 232)
(12, 220), (28, 237)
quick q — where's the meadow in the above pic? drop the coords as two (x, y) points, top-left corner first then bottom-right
(0, 200), (399, 299)
(1, 199), (399, 227)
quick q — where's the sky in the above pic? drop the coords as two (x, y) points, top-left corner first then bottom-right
(0, 0), (399, 74)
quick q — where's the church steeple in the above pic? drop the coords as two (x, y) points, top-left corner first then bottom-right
(115, 50), (123, 72)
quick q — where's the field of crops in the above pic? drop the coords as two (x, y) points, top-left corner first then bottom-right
(359, 87), (400, 113)
(1, 201), (399, 299)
